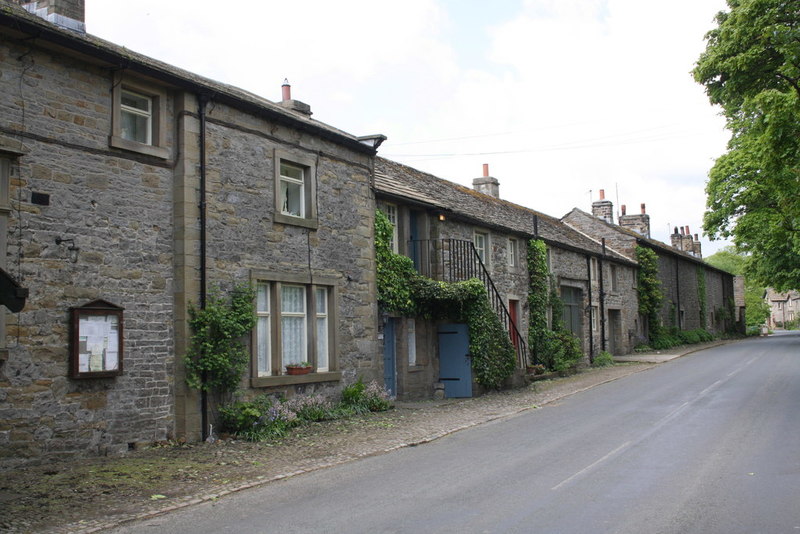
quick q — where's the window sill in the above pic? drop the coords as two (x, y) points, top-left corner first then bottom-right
(408, 365), (426, 373)
(110, 135), (170, 160)
(273, 212), (319, 230)
(250, 371), (342, 388)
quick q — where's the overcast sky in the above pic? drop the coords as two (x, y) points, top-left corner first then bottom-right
(85, 0), (731, 255)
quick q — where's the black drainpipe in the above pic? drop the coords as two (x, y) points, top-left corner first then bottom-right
(675, 256), (681, 330)
(586, 255), (594, 362)
(599, 239), (607, 352)
(199, 94), (209, 441)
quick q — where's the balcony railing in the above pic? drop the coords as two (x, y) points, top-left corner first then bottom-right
(408, 239), (529, 367)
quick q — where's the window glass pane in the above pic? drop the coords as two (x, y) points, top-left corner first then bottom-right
(282, 285), (305, 313)
(121, 90), (150, 112)
(316, 317), (328, 371)
(315, 288), (327, 314)
(257, 283), (269, 312)
(280, 163), (303, 181)
(121, 110), (149, 144)
(280, 179), (304, 217)
(257, 316), (270, 376)
(282, 316), (306, 366)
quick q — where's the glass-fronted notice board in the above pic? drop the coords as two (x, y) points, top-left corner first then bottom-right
(70, 300), (124, 378)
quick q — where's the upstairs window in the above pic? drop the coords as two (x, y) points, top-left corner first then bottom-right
(273, 150), (318, 229)
(384, 203), (399, 253)
(110, 77), (168, 159)
(508, 238), (518, 267)
(280, 163), (305, 218)
(120, 89), (152, 145)
(474, 231), (488, 266)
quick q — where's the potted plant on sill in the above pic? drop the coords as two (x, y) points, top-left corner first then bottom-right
(285, 362), (313, 375)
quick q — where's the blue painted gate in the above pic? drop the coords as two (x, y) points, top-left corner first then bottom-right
(383, 318), (396, 396)
(437, 323), (472, 398)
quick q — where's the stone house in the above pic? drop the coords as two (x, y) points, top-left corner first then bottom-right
(563, 193), (740, 339)
(0, 1), (382, 467)
(764, 289), (800, 329)
(375, 159), (638, 400)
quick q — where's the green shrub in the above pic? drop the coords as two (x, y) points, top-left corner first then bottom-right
(593, 351), (615, 367)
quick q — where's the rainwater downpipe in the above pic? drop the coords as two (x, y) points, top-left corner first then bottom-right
(599, 239), (607, 352)
(199, 94), (209, 441)
(586, 255), (594, 362)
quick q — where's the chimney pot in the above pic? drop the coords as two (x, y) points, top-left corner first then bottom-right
(482, 163), (489, 177)
(685, 225), (690, 235)
(621, 204), (627, 216)
(640, 203), (646, 214)
(599, 189), (605, 200)
(694, 233), (699, 241)
(281, 79), (291, 101)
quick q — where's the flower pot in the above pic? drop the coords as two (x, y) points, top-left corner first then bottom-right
(286, 365), (312, 375)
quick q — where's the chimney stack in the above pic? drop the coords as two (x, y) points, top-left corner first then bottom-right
(619, 200), (650, 238)
(20, 0), (85, 32)
(591, 188), (614, 224)
(472, 164), (500, 198)
(279, 79), (312, 116)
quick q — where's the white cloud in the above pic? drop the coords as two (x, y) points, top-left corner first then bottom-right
(85, 0), (732, 254)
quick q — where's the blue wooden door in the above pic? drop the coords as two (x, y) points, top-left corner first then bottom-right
(438, 323), (472, 398)
(383, 318), (396, 396)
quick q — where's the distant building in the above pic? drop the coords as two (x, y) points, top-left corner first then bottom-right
(764, 289), (800, 328)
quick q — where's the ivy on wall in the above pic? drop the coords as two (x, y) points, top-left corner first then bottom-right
(526, 239), (583, 372)
(185, 284), (257, 394)
(697, 265), (707, 328)
(526, 239), (550, 364)
(375, 210), (516, 389)
(635, 246), (663, 340)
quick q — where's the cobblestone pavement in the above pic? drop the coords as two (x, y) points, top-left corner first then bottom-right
(7, 347), (736, 534)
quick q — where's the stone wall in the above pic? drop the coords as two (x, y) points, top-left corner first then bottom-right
(0, 40), (175, 468)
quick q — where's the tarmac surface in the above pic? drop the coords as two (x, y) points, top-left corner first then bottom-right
(7, 340), (736, 533)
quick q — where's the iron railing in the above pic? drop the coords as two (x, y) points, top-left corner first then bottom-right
(408, 239), (529, 367)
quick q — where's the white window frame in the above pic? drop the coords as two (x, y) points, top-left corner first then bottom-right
(508, 238), (518, 268)
(474, 230), (489, 266)
(110, 76), (168, 159)
(120, 89), (152, 145)
(251, 273), (337, 385)
(590, 257), (598, 283)
(591, 306), (599, 332)
(384, 203), (399, 254)
(279, 162), (306, 218)
(273, 150), (318, 229)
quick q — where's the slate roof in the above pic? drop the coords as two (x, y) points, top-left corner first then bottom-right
(375, 158), (634, 265)
(0, 3), (375, 156)
(562, 208), (737, 277)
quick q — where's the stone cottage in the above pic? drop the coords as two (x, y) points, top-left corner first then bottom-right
(375, 159), (638, 400)
(764, 289), (800, 329)
(0, 1), (382, 467)
(563, 193), (740, 339)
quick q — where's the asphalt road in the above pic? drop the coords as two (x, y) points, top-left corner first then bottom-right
(108, 332), (800, 534)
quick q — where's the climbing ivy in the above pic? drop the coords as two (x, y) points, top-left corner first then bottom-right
(635, 246), (663, 341)
(375, 210), (516, 389)
(526, 239), (583, 372)
(375, 210), (417, 315)
(697, 265), (707, 328)
(185, 283), (257, 394)
(526, 239), (550, 364)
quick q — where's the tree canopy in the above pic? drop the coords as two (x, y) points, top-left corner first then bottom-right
(693, 0), (800, 291)
(704, 247), (771, 326)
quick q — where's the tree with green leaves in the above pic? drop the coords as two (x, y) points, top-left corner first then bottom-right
(704, 247), (771, 326)
(693, 0), (800, 291)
